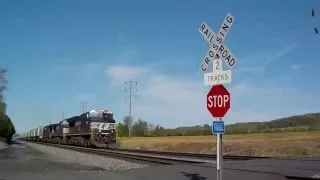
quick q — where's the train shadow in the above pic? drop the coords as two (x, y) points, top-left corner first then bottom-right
(181, 172), (207, 180)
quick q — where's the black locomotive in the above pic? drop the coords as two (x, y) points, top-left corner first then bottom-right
(17, 109), (117, 148)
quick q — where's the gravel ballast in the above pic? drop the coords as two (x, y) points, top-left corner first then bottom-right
(25, 142), (149, 171)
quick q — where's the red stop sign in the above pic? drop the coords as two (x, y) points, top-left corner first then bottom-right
(207, 85), (230, 118)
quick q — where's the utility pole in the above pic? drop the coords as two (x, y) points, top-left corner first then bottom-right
(80, 101), (83, 113)
(125, 78), (138, 138)
(80, 100), (88, 113)
(62, 111), (65, 120)
(312, 8), (319, 34)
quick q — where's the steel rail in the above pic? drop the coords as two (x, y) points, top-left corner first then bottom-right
(108, 147), (271, 160)
(24, 141), (317, 164)
(29, 141), (270, 161)
(26, 142), (212, 165)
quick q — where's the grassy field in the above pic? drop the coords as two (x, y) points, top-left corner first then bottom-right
(117, 131), (320, 157)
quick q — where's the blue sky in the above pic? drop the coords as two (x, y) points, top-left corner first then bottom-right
(1, 0), (320, 133)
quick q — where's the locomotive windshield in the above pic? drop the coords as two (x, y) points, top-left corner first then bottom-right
(88, 109), (115, 123)
(102, 112), (112, 118)
(103, 112), (115, 123)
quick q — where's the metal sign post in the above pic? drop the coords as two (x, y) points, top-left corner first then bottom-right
(199, 12), (238, 180)
(212, 118), (224, 180)
(212, 119), (225, 180)
(216, 118), (224, 180)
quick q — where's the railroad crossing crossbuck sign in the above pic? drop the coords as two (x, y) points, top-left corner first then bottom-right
(199, 13), (238, 87)
(199, 12), (238, 118)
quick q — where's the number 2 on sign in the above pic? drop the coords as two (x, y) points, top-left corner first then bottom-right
(213, 58), (222, 72)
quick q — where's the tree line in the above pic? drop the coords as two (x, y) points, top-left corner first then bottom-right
(0, 66), (16, 144)
(116, 114), (320, 138)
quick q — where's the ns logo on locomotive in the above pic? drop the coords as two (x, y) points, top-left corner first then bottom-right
(16, 109), (117, 148)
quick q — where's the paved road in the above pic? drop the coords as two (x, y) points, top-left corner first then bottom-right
(1, 141), (320, 180)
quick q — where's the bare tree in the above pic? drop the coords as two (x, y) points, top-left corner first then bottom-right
(0, 66), (7, 102)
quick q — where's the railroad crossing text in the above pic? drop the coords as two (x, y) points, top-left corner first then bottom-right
(199, 22), (238, 70)
(204, 70), (232, 86)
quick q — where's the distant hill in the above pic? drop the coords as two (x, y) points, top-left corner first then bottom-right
(227, 113), (320, 129)
(176, 112), (320, 135)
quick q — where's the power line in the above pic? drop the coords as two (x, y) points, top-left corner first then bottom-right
(125, 78), (138, 138)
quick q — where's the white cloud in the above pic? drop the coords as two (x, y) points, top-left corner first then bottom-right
(48, 33), (306, 128)
(235, 42), (299, 74)
(105, 65), (151, 86)
(105, 65), (313, 128)
(49, 37), (306, 128)
(264, 42), (298, 65)
(143, 75), (203, 104)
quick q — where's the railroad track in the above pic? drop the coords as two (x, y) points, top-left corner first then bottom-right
(109, 147), (271, 161)
(26, 142), (212, 165)
(23, 141), (271, 165)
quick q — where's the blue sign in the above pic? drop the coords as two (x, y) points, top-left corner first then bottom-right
(212, 121), (225, 134)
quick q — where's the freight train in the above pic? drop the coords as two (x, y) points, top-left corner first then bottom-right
(16, 109), (117, 148)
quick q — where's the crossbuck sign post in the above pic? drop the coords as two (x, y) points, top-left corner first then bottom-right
(198, 12), (238, 180)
